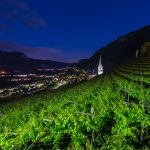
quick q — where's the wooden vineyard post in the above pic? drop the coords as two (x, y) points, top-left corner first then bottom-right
(141, 72), (143, 86)
(127, 85), (130, 103)
(90, 105), (94, 150)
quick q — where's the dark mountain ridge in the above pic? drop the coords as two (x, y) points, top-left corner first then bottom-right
(1, 25), (150, 72)
(78, 25), (150, 71)
(0, 51), (73, 72)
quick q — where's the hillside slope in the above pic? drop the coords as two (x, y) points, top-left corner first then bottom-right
(0, 51), (73, 71)
(0, 57), (149, 149)
(78, 25), (150, 71)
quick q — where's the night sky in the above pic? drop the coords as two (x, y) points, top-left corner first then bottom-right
(0, 0), (150, 62)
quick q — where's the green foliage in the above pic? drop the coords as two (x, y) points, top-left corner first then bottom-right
(0, 57), (150, 149)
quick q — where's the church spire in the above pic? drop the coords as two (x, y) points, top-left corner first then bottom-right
(98, 55), (103, 75)
(99, 56), (102, 66)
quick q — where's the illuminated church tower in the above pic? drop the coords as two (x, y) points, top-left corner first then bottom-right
(98, 56), (103, 75)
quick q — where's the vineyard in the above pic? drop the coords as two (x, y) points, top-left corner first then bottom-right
(0, 57), (150, 150)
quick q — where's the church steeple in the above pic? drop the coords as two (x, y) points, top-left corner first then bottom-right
(98, 56), (103, 75)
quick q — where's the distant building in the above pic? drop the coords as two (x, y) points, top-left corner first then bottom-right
(98, 56), (103, 75)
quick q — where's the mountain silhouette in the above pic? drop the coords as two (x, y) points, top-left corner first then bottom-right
(0, 51), (72, 72)
(78, 25), (150, 71)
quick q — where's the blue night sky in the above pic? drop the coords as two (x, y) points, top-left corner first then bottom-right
(0, 0), (150, 62)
